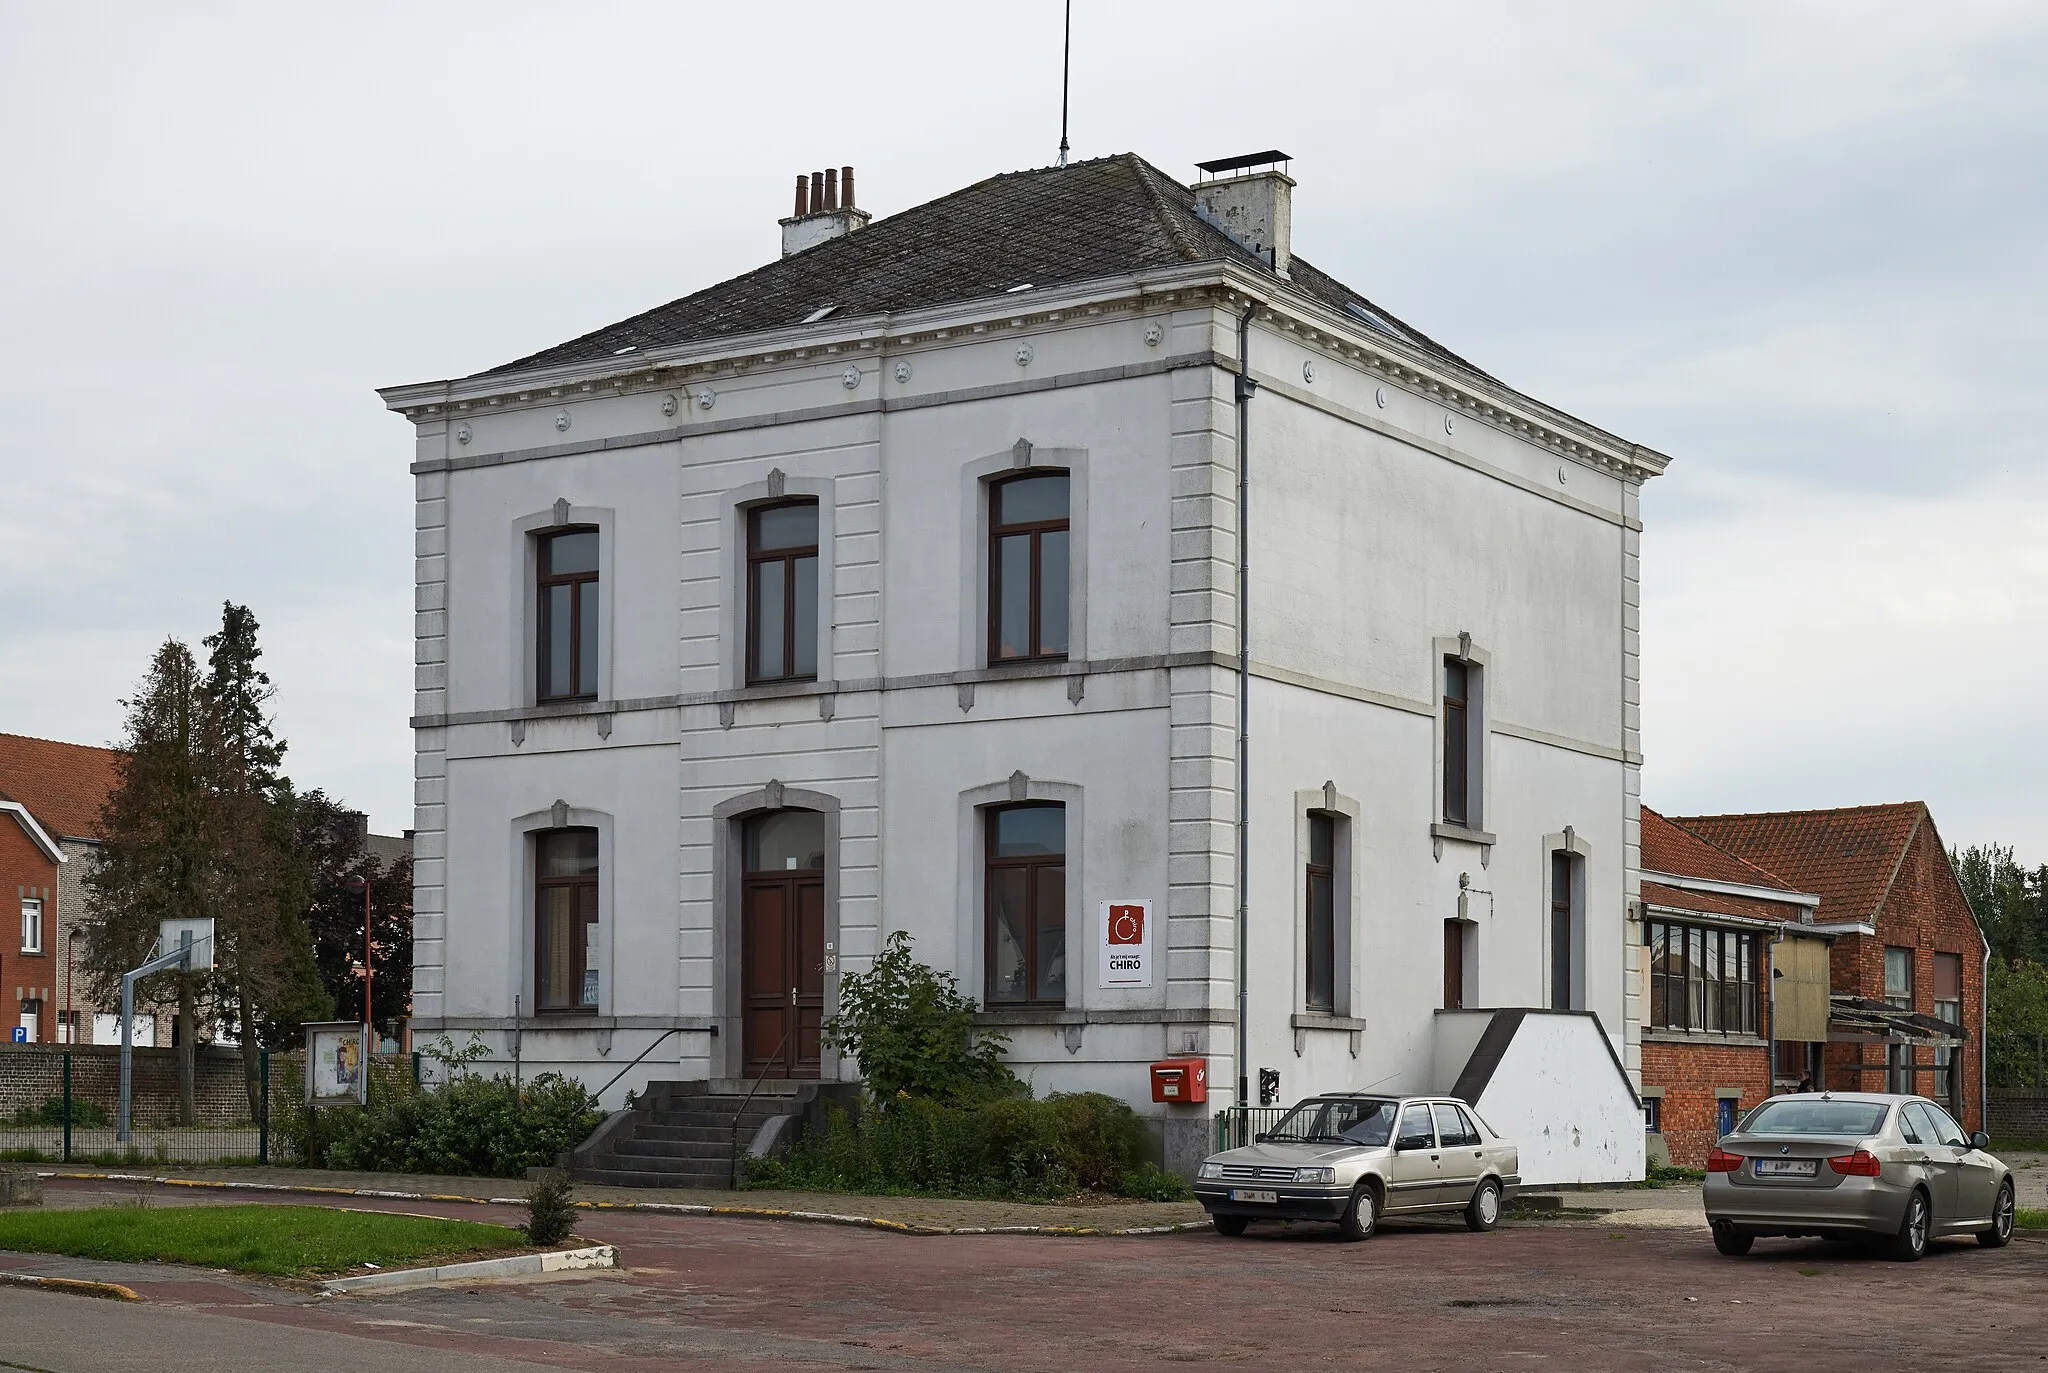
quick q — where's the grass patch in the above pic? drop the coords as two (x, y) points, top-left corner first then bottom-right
(1634, 1162), (1705, 1189)
(2016, 1209), (2048, 1230)
(0, 1204), (527, 1278)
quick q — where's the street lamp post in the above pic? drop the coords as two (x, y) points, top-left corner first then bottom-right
(345, 874), (372, 1046)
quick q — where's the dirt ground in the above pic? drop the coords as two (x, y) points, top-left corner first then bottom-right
(2, 1180), (2044, 1371)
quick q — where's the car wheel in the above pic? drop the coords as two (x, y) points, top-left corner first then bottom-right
(1887, 1188), (1930, 1262)
(1978, 1181), (2015, 1249)
(1211, 1214), (1248, 1238)
(1711, 1221), (1754, 1257)
(1337, 1182), (1378, 1242)
(1465, 1178), (1502, 1233)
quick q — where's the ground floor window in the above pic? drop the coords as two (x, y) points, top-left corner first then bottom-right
(985, 803), (1065, 1005)
(1716, 1098), (1738, 1138)
(535, 828), (599, 1011)
(1646, 920), (1758, 1034)
(1933, 952), (1963, 1115)
(1643, 1096), (1661, 1133)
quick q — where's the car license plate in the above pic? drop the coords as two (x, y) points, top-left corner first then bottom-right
(1752, 1158), (1818, 1178)
(1230, 1188), (1278, 1204)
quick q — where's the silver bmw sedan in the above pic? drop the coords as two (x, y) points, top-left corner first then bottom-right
(1703, 1092), (2015, 1260)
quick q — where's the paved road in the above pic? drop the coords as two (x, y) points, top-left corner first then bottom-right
(3, 1193), (2044, 1371)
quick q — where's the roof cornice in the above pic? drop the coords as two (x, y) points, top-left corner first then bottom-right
(0, 801), (66, 865)
(1643, 869), (1821, 909)
(380, 260), (1672, 483)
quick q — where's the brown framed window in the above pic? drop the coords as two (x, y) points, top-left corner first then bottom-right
(1550, 852), (1576, 1010)
(1933, 952), (1963, 1112)
(535, 828), (599, 1012)
(1444, 919), (1467, 1010)
(1305, 814), (1335, 1012)
(747, 502), (819, 684)
(988, 472), (1069, 662)
(1645, 919), (1758, 1034)
(1443, 657), (1471, 825)
(537, 529), (599, 701)
(984, 803), (1066, 1005)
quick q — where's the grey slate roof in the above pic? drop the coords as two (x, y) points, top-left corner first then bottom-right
(481, 153), (1488, 379)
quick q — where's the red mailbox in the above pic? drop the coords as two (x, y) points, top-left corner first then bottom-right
(1149, 1058), (1207, 1105)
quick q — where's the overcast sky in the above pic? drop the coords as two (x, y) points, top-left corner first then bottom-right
(2, 2), (2043, 862)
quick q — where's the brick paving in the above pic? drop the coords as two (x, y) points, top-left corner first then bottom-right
(2, 1181), (2044, 1371)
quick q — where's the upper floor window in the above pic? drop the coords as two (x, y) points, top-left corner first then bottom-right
(20, 897), (41, 954)
(985, 802), (1066, 1005)
(1442, 657), (1479, 826)
(989, 472), (1069, 662)
(1884, 946), (1912, 1008)
(747, 502), (819, 685)
(1549, 852), (1580, 1011)
(1305, 814), (1336, 1012)
(535, 828), (599, 1012)
(1645, 919), (1758, 1034)
(537, 529), (599, 701)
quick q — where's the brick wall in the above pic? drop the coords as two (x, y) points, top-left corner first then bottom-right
(1, 818), (60, 1042)
(1642, 1038), (1770, 1168)
(0, 1044), (256, 1125)
(1825, 820), (1987, 1130)
(1989, 1090), (2048, 1144)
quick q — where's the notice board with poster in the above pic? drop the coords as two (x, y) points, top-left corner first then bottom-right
(304, 1021), (370, 1106)
(1098, 899), (1154, 988)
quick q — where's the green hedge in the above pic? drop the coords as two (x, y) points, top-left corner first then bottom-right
(273, 1058), (602, 1179)
(745, 1091), (1190, 1202)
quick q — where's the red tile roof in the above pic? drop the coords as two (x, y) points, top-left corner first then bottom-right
(1641, 807), (1797, 890)
(1667, 803), (1927, 926)
(0, 732), (126, 841)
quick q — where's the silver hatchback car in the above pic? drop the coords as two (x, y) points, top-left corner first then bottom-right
(1703, 1092), (2015, 1260)
(1194, 1094), (1520, 1240)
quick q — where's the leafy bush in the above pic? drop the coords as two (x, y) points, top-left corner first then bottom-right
(523, 1174), (578, 1247)
(745, 1091), (1186, 1201)
(826, 931), (1019, 1102)
(8, 1095), (111, 1129)
(272, 1056), (602, 1178)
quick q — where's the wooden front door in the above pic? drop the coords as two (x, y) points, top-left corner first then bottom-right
(741, 873), (824, 1078)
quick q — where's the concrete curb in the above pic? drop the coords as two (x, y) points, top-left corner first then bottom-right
(319, 1244), (617, 1295)
(0, 1271), (142, 1301)
(42, 1172), (1211, 1238)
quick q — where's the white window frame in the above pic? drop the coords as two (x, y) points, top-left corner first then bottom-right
(21, 896), (42, 954)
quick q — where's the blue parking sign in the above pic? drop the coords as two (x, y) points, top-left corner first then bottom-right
(9, 1027), (24, 1043)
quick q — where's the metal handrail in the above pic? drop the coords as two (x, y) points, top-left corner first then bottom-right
(729, 1020), (794, 1188)
(589, 1026), (689, 1105)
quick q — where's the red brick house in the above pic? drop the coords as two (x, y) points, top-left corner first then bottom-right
(1640, 803), (1986, 1167)
(0, 733), (125, 1044)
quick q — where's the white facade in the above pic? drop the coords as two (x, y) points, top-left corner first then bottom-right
(383, 169), (1668, 1181)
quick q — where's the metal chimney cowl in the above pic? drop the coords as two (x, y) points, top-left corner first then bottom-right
(780, 164), (872, 257)
(1194, 167), (1295, 276)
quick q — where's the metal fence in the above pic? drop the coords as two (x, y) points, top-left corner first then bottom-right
(1213, 1105), (1291, 1152)
(0, 1048), (273, 1167)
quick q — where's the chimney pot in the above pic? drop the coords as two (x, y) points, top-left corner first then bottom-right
(781, 163), (873, 257)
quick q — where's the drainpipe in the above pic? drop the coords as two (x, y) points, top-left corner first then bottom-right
(1233, 299), (1259, 1111)
(1981, 935), (1992, 1133)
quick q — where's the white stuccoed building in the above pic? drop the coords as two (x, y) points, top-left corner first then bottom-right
(380, 153), (1668, 1183)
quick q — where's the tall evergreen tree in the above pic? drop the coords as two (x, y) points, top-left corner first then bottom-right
(87, 639), (209, 1124)
(197, 604), (328, 1113)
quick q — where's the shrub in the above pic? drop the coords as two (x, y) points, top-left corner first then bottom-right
(746, 1091), (1181, 1201)
(825, 931), (1020, 1102)
(524, 1174), (578, 1247)
(274, 1057), (603, 1179)
(9, 1095), (111, 1129)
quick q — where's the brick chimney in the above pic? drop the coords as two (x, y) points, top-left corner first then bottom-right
(781, 164), (871, 257)
(1192, 150), (1294, 276)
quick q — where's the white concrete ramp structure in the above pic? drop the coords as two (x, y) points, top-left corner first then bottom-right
(1445, 1009), (1644, 1186)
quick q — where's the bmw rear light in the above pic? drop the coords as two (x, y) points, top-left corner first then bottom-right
(1827, 1150), (1882, 1177)
(1706, 1147), (1741, 1173)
